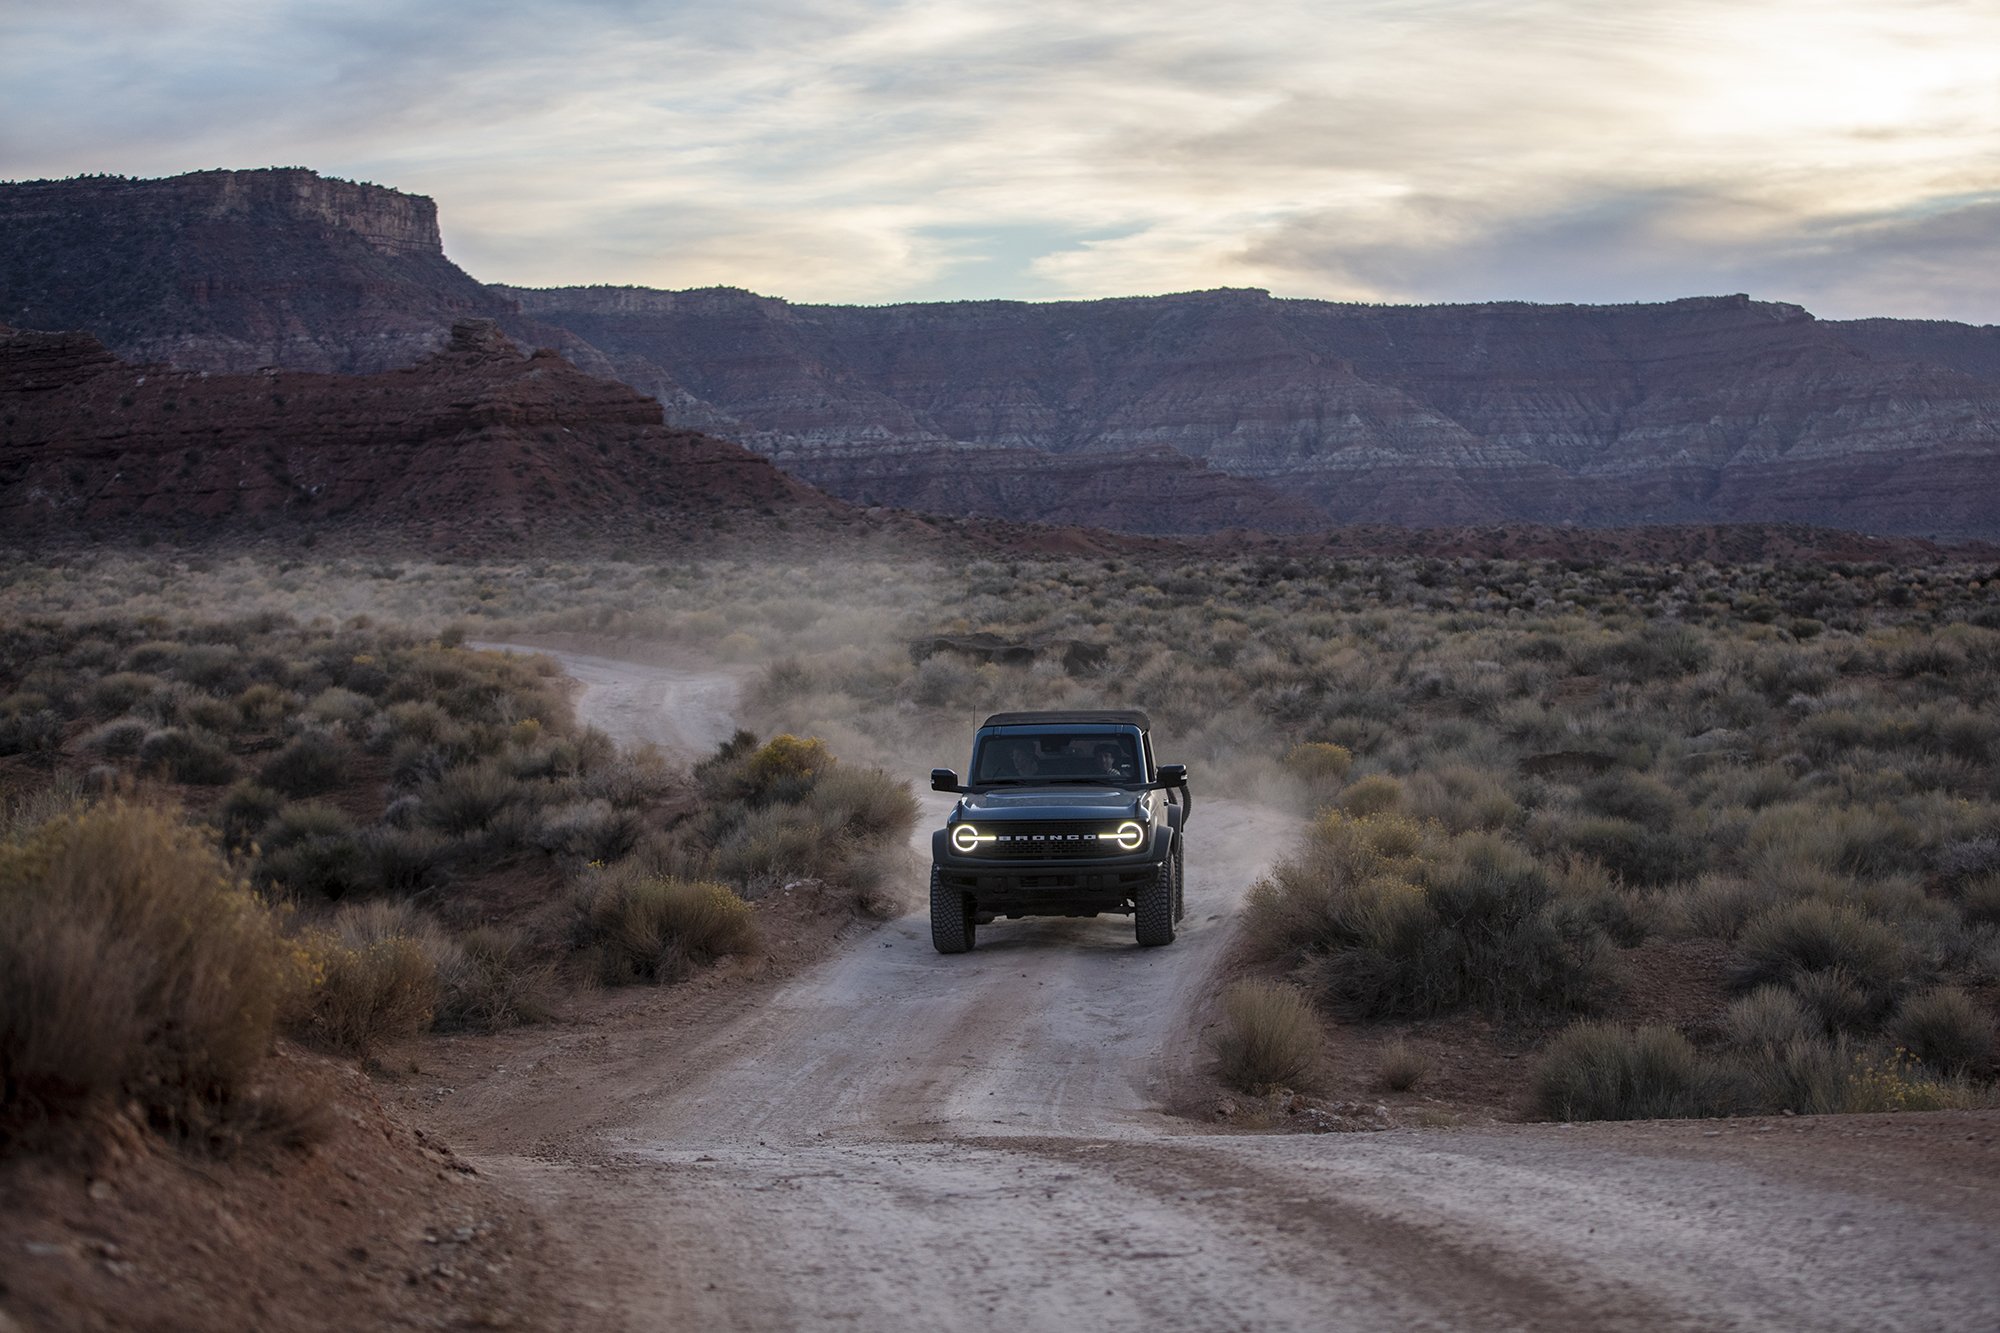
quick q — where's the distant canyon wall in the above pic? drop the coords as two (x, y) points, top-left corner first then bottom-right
(4, 169), (1997, 539)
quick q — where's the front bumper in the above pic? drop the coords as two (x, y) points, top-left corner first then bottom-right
(932, 826), (1168, 915)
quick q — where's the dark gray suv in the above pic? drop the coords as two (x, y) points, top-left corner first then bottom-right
(927, 710), (1191, 953)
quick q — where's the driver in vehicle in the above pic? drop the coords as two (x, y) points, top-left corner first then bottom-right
(1093, 742), (1133, 779)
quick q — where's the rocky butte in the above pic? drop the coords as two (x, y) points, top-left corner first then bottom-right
(5, 168), (1998, 540)
(0, 318), (864, 555)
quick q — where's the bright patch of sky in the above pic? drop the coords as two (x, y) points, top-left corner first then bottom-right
(5, 0), (1998, 320)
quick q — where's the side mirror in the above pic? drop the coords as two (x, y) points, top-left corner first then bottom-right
(1155, 763), (1188, 788)
(931, 768), (964, 793)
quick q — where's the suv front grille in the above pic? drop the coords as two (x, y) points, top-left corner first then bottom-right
(964, 821), (1132, 859)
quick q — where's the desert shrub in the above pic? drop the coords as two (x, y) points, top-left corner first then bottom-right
(1535, 1023), (1714, 1121)
(1730, 900), (1905, 1000)
(578, 745), (679, 808)
(1562, 815), (1703, 887)
(1337, 774), (1405, 816)
(214, 781), (284, 851)
(1243, 811), (1429, 961)
(82, 716), (151, 757)
(306, 686), (374, 727)
(713, 807), (825, 889)
(258, 731), (351, 797)
(371, 699), (464, 752)
(0, 801), (300, 1134)
(434, 925), (552, 1032)
(86, 671), (165, 718)
(1407, 765), (1519, 833)
(1723, 985), (1817, 1051)
(1788, 966), (1875, 1033)
(136, 727), (236, 785)
(296, 904), (438, 1056)
(1839, 1047), (1988, 1113)
(1282, 742), (1354, 800)
(1747, 802), (1924, 878)
(235, 683), (295, 728)
(803, 766), (919, 844)
(1741, 1033), (1859, 1114)
(360, 824), (452, 894)
(261, 832), (368, 901)
(419, 761), (528, 835)
(1376, 1038), (1431, 1092)
(533, 799), (644, 862)
(1253, 814), (1613, 1019)
(575, 870), (758, 983)
(1961, 874), (2000, 927)
(910, 656), (978, 708)
(0, 704), (62, 760)
(1889, 987), (1993, 1076)
(174, 689), (240, 734)
(1588, 625), (1711, 682)
(1210, 981), (1326, 1095)
(1669, 875), (1779, 940)
(1547, 853), (1650, 946)
(1580, 770), (1683, 827)
(747, 734), (834, 798)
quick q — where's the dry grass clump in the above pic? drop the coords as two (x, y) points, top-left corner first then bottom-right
(692, 731), (915, 897)
(1376, 1038), (1432, 1092)
(0, 800), (301, 1136)
(1536, 1023), (1715, 1121)
(575, 870), (759, 984)
(1729, 900), (1905, 1001)
(1210, 981), (1327, 1095)
(1337, 774), (1405, 816)
(258, 730), (352, 797)
(296, 902), (439, 1057)
(435, 926), (554, 1032)
(1889, 987), (1993, 1076)
(1281, 742), (1353, 809)
(136, 726), (236, 784)
(1248, 812), (1615, 1020)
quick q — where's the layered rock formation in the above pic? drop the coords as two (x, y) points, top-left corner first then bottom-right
(507, 285), (2000, 541)
(7, 169), (1998, 540)
(0, 319), (862, 553)
(0, 169), (601, 376)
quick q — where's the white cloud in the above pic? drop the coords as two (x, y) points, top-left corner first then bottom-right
(4, 0), (1998, 319)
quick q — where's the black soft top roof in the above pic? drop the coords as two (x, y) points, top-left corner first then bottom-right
(980, 709), (1151, 730)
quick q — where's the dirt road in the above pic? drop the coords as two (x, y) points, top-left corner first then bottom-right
(433, 646), (2000, 1331)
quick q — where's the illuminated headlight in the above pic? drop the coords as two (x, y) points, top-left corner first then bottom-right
(952, 824), (995, 854)
(1110, 821), (1145, 852)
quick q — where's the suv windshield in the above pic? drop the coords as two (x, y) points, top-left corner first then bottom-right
(972, 733), (1140, 785)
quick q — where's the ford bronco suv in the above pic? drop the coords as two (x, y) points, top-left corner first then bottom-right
(927, 710), (1191, 953)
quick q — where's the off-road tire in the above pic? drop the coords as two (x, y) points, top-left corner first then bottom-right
(929, 865), (975, 954)
(1136, 857), (1176, 947)
(1172, 842), (1185, 924)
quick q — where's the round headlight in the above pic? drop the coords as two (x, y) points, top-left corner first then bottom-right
(1113, 820), (1145, 852)
(952, 824), (985, 854)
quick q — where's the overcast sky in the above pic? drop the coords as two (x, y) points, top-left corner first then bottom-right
(5, 1), (1998, 320)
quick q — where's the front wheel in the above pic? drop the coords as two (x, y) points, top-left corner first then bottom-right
(1136, 857), (1175, 947)
(929, 865), (975, 954)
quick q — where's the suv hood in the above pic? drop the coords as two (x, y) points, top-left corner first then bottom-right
(957, 787), (1144, 821)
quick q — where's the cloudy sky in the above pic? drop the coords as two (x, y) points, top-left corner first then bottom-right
(5, 1), (1998, 320)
